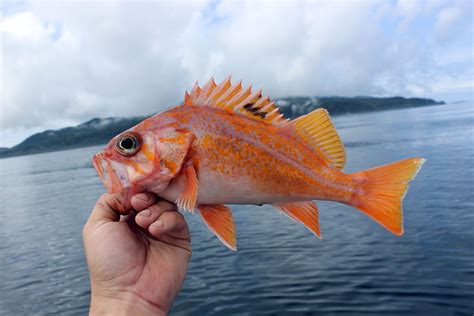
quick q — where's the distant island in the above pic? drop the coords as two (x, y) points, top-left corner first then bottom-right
(0, 96), (444, 158)
(277, 96), (444, 117)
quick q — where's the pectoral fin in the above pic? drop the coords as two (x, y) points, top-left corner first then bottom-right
(273, 201), (322, 238)
(176, 166), (198, 213)
(198, 204), (237, 251)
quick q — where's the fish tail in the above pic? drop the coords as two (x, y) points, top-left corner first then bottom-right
(348, 158), (425, 235)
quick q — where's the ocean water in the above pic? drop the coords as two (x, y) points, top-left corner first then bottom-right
(0, 103), (473, 315)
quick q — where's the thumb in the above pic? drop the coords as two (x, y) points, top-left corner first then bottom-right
(87, 192), (132, 225)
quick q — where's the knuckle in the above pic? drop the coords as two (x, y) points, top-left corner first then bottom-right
(148, 203), (163, 213)
(149, 200), (172, 212)
(174, 211), (185, 221)
(159, 200), (178, 211)
(166, 211), (182, 225)
(146, 192), (158, 200)
(147, 207), (166, 219)
(146, 195), (159, 206)
(97, 193), (108, 204)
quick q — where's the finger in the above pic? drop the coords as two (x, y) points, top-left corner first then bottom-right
(121, 210), (137, 224)
(88, 193), (131, 224)
(130, 193), (158, 211)
(148, 211), (187, 238)
(135, 200), (176, 229)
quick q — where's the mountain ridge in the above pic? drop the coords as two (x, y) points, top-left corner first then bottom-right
(0, 96), (444, 158)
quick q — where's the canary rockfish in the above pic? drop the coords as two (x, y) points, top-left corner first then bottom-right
(93, 76), (425, 250)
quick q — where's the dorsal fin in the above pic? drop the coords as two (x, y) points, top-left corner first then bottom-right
(184, 76), (288, 125)
(291, 108), (346, 170)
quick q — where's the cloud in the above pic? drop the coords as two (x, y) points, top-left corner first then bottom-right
(435, 0), (473, 43)
(1, 0), (473, 147)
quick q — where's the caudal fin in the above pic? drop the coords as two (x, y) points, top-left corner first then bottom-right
(349, 158), (425, 235)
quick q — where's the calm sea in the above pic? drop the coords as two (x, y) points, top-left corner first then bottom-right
(1, 103), (473, 315)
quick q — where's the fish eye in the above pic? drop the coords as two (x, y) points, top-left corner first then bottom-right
(116, 132), (141, 156)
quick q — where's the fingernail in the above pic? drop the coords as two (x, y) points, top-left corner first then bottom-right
(139, 209), (151, 217)
(135, 193), (149, 202)
(152, 220), (164, 228)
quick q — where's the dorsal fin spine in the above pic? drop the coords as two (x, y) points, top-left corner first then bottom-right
(200, 77), (215, 93)
(216, 80), (242, 107)
(226, 85), (252, 108)
(191, 82), (200, 95)
(234, 89), (262, 111)
(184, 76), (287, 125)
(196, 78), (216, 105)
(259, 100), (274, 112)
(184, 91), (191, 105)
(265, 105), (278, 119)
(253, 96), (270, 109)
(272, 113), (284, 123)
(205, 76), (232, 105)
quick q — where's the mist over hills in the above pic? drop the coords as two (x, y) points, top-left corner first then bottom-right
(1, 117), (146, 158)
(277, 96), (444, 117)
(0, 96), (444, 158)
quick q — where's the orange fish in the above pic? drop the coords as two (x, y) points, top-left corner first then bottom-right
(93, 76), (425, 250)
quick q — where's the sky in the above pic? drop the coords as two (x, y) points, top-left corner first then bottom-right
(1, 0), (473, 148)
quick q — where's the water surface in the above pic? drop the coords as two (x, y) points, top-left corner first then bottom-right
(1, 103), (473, 315)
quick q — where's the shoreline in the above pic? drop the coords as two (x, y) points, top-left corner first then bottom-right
(0, 101), (449, 159)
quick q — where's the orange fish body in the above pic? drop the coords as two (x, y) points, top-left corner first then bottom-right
(93, 77), (425, 250)
(158, 105), (349, 204)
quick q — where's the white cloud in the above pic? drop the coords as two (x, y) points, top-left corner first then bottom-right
(435, 0), (473, 42)
(0, 0), (473, 147)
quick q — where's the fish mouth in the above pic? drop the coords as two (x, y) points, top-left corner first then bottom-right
(92, 153), (130, 193)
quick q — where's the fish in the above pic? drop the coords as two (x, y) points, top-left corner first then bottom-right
(93, 76), (425, 251)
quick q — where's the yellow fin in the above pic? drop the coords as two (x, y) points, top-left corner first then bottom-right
(198, 204), (237, 251)
(349, 158), (425, 236)
(273, 201), (322, 238)
(291, 108), (346, 170)
(184, 76), (288, 125)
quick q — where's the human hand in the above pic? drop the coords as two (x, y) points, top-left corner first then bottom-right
(83, 192), (191, 315)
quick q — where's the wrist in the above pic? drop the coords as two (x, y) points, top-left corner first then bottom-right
(90, 289), (167, 316)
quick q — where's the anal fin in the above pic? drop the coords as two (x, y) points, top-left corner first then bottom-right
(176, 166), (198, 213)
(273, 201), (322, 238)
(198, 204), (237, 251)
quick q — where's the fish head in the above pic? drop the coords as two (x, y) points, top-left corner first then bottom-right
(92, 117), (194, 196)
(92, 127), (158, 195)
